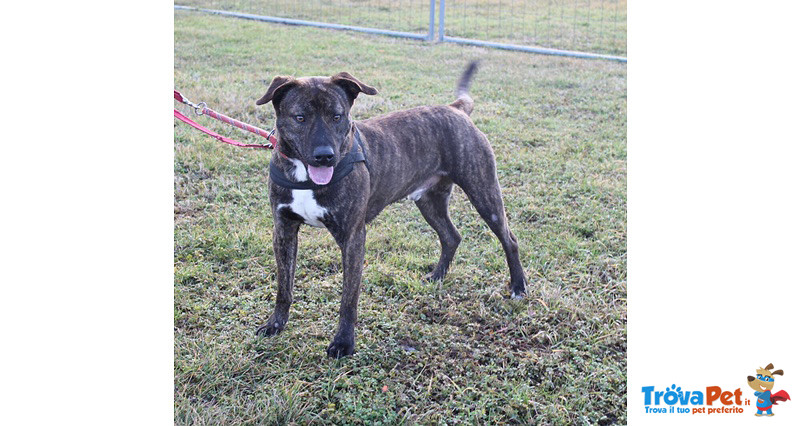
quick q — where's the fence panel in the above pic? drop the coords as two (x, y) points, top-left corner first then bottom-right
(175, 1), (626, 60)
(441, 0), (625, 56)
(177, 0), (436, 39)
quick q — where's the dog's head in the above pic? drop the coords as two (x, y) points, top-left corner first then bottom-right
(747, 363), (783, 392)
(256, 73), (377, 185)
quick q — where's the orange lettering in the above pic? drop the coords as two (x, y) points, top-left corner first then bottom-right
(706, 386), (721, 405)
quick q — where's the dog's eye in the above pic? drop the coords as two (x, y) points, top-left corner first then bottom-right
(295, 115), (305, 123)
(333, 114), (341, 122)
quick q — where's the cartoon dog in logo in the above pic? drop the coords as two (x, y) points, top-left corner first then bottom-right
(747, 363), (791, 416)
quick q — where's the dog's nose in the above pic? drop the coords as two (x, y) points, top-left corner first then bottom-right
(313, 146), (335, 166)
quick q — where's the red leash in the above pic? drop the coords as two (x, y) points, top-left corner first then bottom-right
(174, 90), (277, 149)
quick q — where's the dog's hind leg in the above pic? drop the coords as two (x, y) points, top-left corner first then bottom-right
(415, 178), (462, 282)
(456, 172), (527, 298)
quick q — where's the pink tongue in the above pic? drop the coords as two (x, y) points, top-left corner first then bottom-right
(307, 165), (334, 185)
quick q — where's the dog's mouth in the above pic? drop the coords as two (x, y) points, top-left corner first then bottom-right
(307, 165), (334, 185)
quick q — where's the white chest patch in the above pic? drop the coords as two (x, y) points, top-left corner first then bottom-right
(277, 158), (328, 227)
(279, 190), (328, 227)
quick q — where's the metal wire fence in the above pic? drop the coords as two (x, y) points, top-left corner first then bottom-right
(178, 0), (434, 37)
(444, 0), (626, 56)
(176, 0), (626, 59)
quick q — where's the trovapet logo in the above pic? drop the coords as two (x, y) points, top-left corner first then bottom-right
(641, 362), (792, 417)
(641, 384), (746, 415)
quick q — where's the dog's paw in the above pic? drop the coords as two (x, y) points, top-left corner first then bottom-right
(510, 280), (527, 300)
(422, 271), (445, 283)
(326, 338), (355, 358)
(256, 314), (287, 337)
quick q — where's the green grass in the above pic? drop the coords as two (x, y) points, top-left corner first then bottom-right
(175, 10), (626, 424)
(176, 0), (627, 56)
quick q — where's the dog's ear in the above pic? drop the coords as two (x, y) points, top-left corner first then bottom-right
(772, 369), (784, 376)
(765, 363), (774, 371)
(256, 76), (297, 107)
(331, 72), (377, 104)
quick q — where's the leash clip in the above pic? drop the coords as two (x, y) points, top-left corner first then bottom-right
(174, 90), (207, 115)
(176, 91), (206, 115)
(264, 128), (276, 149)
(193, 102), (207, 116)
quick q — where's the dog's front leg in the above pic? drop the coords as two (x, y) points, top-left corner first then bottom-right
(326, 223), (366, 358)
(257, 217), (301, 337)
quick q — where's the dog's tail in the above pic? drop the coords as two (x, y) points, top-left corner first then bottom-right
(451, 60), (479, 115)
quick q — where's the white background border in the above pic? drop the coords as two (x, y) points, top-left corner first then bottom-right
(2, 1), (799, 424)
(629, 1), (799, 424)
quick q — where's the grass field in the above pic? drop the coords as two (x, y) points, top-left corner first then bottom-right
(175, 9), (626, 424)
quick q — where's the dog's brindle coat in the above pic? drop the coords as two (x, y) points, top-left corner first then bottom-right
(256, 62), (527, 358)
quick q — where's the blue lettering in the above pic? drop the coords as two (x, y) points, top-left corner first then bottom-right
(644, 386), (705, 406)
(642, 386), (655, 405)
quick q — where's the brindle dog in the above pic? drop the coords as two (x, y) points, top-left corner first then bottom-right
(255, 62), (527, 358)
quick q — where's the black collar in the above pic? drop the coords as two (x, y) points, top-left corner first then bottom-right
(269, 129), (368, 190)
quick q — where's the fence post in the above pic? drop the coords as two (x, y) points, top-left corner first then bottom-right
(438, 0), (445, 42)
(427, 0), (436, 41)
